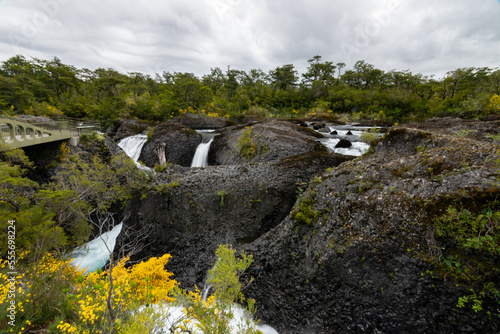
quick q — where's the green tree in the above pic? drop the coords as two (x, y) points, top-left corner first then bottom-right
(171, 72), (212, 110)
(269, 64), (298, 90)
(302, 56), (337, 100)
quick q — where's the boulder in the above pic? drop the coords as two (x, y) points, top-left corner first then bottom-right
(138, 122), (201, 167)
(115, 119), (151, 141)
(312, 122), (326, 130)
(175, 113), (232, 129)
(334, 139), (352, 148)
(208, 119), (325, 165)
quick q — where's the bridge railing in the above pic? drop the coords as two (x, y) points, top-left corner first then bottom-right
(0, 114), (103, 149)
(0, 114), (102, 133)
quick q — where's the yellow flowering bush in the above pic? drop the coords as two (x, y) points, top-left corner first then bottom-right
(1, 245), (258, 333)
(0, 252), (82, 333)
(490, 93), (500, 111)
(74, 254), (177, 333)
(1, 252), (177, 333)
(126, 254), (176, 303)
(24, 102), (63, 117)
(178, 104), (231, 119)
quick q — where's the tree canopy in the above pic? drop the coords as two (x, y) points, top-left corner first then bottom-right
(1, 54), (499, 122)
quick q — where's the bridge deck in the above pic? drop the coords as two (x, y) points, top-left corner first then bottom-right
(0, 115), (100, 150)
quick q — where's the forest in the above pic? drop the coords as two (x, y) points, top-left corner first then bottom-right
(1, 54), (500, 123)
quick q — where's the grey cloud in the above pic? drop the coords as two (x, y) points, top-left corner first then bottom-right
(0, 0), (499, 78)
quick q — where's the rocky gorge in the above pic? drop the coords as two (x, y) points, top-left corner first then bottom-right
(112, 117), (500, 333)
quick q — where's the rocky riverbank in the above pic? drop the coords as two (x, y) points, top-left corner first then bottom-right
(113, 117), (500, 333)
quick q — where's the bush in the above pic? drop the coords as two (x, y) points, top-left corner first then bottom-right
(432, 201), (500, 316)
(1, 245), (260, 333)
(237, 126), (258, 161)
(360, 126), (381, 144)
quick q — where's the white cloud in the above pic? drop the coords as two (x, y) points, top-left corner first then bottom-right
(0, 0), (499, 78)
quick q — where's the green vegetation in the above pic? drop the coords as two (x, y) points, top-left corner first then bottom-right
(2, 55), (500, 123)
(0, 141), (145, 262)
(454, 129), (475, 137)
(0, 245), (260, 333)
(432, 200), (500, 315)
(173, 245), (259, 334)
(156, 181), (179, 195)
(360, 126), (381, 144)
(217, 189), (228, 207)
(486, 133), (500, 142)
(291, 189), (319, 225)
(237, 126), (258, 160)
(145, 126), (156, 140)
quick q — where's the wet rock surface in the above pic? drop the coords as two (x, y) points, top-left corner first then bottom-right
(114, 119), (152, 141)
(138, 122), (201, 167)
(116, 151), (352, 289)
(175, 112), (232, 129)
(335, 138), (352, 148)
(208, 119), (326, 165)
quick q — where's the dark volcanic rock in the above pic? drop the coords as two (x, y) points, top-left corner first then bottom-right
(244, 127), (500, 333)
(401, 117), (500, 143)
(116, 151), (353, 289)
(312, 122), (326, 130)
(334, 139), (352, 148)
(138, 122), (201, 167)
(175, 112), (232, 129)
(208, 119), (325, 165)
(115, 119), (151, 141)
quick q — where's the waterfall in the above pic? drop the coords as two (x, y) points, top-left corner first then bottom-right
(70, 223), (123, 273)
(117, 134), (153, 172)
(118, 134), (148, 163)
(191, 133), (215, 167)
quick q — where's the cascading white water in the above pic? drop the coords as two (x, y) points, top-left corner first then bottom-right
(118, 134), (148, 163)
(117, 134), (153, 172)
(70, 223), (123, 273)
(191, 137), (214, 167)
(136, 304), (279, 334)
(309, 123), (380, 157)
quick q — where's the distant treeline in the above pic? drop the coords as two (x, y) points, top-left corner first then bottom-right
(1, 54), (499, 122)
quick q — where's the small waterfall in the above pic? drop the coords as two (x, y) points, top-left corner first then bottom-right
(202, 284), (212, 301)
(191, 134), (215, 167)
(118, 134), (148, 163)
(70, 223), (123, 273)
(117, 134), (153, 172)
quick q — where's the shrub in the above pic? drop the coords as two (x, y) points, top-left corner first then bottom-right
(360, 126), (381, 144)
(432, 201), (500, 316)
(237, 126), (258, 161)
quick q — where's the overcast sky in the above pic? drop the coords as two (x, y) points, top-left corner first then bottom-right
(1, 0), (499, 79)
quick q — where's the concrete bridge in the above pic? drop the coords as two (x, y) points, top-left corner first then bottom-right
(0, 115), (100, 150)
